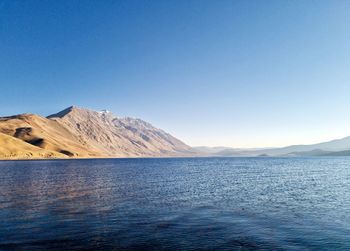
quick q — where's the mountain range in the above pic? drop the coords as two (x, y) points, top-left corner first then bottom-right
(1, 106), (350, 159)
(194, 136), (350, 157)
(0, 106), (193, 159)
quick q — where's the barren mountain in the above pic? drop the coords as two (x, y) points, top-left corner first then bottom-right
(0, 106), (192, 159)
(49, 106), (192, 157)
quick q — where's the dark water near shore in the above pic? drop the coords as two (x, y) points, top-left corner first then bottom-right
(1, 157), (350, 250)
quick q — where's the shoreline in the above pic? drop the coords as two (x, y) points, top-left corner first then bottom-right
(0, 155), (341, 162)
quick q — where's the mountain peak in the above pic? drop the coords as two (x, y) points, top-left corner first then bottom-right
(47, 106), (73, 118)
(47, 106), (93, 119)
(99, 109), (110, 114)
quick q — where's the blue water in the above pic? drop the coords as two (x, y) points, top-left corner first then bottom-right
(0, 157), (350, 250)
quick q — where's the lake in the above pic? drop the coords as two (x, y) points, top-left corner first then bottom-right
(0, 157), (350, 250)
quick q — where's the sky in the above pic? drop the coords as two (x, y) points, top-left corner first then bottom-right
(1, 0), (350, 148)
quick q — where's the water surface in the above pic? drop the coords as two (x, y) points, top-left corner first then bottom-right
(1, 157), (350, 250)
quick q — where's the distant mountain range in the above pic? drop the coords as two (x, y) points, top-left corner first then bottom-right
(1, 106), (350, 159)
(193, 136), (350, 157)
(0, 106), (193, 159)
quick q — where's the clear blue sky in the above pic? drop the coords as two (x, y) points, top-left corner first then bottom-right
(1, 0), (350, 147)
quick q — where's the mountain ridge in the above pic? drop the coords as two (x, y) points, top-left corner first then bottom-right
(0, 106), (192, 159)
(195, 135), (350, 157)
(2, 106), (350, 159)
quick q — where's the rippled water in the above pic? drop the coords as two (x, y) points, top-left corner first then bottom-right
(1, 157), (350, 250)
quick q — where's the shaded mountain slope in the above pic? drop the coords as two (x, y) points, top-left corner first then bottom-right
(0, 132), (66, 159)
(0, 113), (100, 157)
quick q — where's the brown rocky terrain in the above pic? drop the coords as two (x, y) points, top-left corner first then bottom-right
(0, 132), (66, 159)
(0, 106), (192, 159)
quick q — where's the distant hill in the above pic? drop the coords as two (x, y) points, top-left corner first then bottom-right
(0, 106), (192, 159)
(252, 136), (350, 156)
(193, 137), (350, 157)
(192, 146), (238, 155)
(318, 150), (350, 156)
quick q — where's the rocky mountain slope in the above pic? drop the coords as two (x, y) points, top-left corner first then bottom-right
(0, 106), (192, 159)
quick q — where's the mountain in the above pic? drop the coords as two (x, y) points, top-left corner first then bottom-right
(191, 146), (237, 155)
(192, 146), (277, 157)
(0, 106), (192, 159)
(198, 136), (350, 157)
(251, 136), (350, 156)
(49, 106), (192, 157)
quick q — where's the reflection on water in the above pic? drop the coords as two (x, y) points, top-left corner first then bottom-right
(0, 157), (350, 250)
